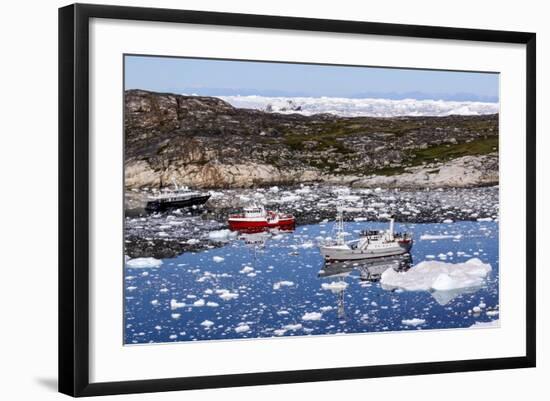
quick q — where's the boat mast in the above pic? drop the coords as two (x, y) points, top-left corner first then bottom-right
(388, 214), (395, 239)
(335, 203), (345, 245)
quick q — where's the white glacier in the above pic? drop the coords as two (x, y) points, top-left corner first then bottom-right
(218, 95), (498, 118)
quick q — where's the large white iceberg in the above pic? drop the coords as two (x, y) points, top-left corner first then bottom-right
(381, 258), (492, 292)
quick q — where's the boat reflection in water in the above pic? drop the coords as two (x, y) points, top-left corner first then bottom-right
(318, 254), (412, 319)
(235, 225), (295, 261)
(319, 254), (412, 282)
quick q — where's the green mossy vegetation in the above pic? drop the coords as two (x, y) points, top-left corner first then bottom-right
(408, 136), (498, 166)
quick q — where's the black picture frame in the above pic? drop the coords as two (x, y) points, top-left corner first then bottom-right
(59, 3), (536, 397)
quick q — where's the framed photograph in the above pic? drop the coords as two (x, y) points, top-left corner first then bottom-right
(59, 3), (536, 397)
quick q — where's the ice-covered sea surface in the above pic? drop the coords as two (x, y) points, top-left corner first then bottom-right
(124, 220), (499, 344)
(218, 95), (499, 117)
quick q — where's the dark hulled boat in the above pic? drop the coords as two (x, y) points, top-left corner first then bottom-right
(145, 186), (210, 212)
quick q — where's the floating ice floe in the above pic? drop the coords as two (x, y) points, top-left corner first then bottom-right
(273, 280), (294, 290)
(170, 299), (185, 310)
(283, 324), (303, 331)
(235, 324), (251, 333)
(470, 319), (499, 328)
(381, 258), (492, 292)
(401, 318), (426, 327)
(442, 219), (454, 224)
(239, 266), (254, 274)
(206, 301), (219, 307)
(279, 195), (301, 203)
(201, 320), (214, 328)
(420, 234), (462, 240)
(193, 299), (205, 307)
(302, 312), (323, 321)
(477, 217), (493, 222)
(126, 257), (163, 268)
(217, 290), (239, 301)
(208, 229), (237, 241)
(171, 313), (181, 319)
(321, 281), (348, 294)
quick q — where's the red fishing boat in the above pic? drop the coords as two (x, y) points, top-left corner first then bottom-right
(228, 205), (295, 230)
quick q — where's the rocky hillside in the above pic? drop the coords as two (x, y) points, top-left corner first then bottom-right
(125, 89), (499, 189)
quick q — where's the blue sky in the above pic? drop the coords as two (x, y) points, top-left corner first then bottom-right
(124, 55), (499, 102)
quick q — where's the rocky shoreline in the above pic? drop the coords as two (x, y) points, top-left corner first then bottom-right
(125, 185), (498, 258)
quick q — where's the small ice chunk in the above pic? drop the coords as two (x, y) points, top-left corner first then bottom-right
(240, 266), (254, 274)
(170, 299), (185, 310)
(212, 256), (225, 263)
(273, 280), (294, 290)
(193, 299), (205, 307)
(402, 318), (425, 326)
(208, 229), (236, 241)
(171, 313), (181, 319)
(302, 312), (322, 321)
(218, 290), (239, 301)
(235, 324), (251, 333)
(321, 281), (348, 294)
(201, 320), (214, 328)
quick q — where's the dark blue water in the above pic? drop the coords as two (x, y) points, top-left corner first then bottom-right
(124, 221), (499, 344)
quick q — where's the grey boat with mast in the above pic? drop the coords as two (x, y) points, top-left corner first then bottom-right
(319, 207), (413, 261)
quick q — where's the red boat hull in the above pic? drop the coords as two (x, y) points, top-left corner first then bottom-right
(228, 217), (295, 231)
